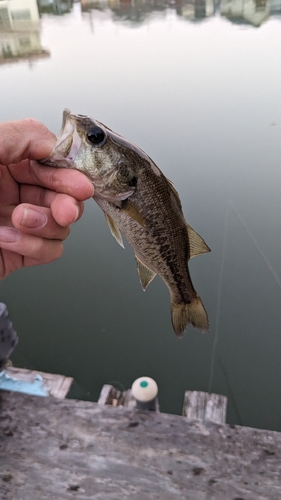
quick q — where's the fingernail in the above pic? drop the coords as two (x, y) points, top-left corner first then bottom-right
(21, 208), (47, 229)
(74, 206), (79, 222)
(0, 227), (21, 243)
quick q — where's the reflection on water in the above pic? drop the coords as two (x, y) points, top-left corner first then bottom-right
(0, 0), (278, 68)
(80, 0), (279, 26)
(0, 0), (279, 67)
(38, 0), (73, 15)
(221, 0), (270, 26)
(103, 0), (216, 22)
(0, 0), (49, 66)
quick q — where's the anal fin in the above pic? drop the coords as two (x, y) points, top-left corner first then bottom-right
(136, 257), (156, 291)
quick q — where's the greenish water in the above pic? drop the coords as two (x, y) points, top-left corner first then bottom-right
(1, 0), (281, 431)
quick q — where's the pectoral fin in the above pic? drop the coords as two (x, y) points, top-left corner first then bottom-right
(136, 257), (156, 291)
(186, 224), (211, 258)
(104, 213), (125, 248)
(121, 199), (147, 228)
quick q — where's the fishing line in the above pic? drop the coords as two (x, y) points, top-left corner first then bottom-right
(229, 201), (281, 290)
(209, 200), (281, 417)
(208, 203), (229, 394)
(218, 357), (243, 426)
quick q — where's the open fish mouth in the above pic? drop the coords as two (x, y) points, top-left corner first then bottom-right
(42, 108), (82, 167)
(55, 108), (74, 152)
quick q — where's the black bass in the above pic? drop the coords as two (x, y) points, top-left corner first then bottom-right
(41, 109), (210, 337)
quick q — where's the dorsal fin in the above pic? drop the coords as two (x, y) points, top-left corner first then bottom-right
(186, 224), (211, 258)
(167, 178), (182, 210)
(104, 213), (124, 248)
(136, 256), (157, 290)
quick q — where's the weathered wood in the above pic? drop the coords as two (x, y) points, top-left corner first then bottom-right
(97, 384), (128, 406)
(1, 390), (281, 499)
(98, 384), (160, 411)
(183, 391), (227, 424)
(4, 367), (73, 399)
(97, 384), (115, 405)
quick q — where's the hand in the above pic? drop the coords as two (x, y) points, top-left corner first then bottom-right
(0, 118), (94, 279)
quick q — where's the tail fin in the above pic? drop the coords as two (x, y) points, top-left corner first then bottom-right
(171, 296), (209, 338)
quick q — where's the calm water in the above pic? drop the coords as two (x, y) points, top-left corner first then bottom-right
(1, 0), (281, 430)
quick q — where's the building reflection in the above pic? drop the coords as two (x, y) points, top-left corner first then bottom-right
(176, 0), (215, 20)
(80, 0), (105, 12)
(221, 0), (270, 26)
(0, 0), (279, 64)
(80, 0), (281, 27)
(0, 0), (50, 66)
(80, 0), (216, 23)
(106, 0), (168, 23)
(80, 0), (280, 26)
(37, 0), (73, 16)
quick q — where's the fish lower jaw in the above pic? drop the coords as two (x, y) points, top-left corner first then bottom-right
(41, 153), (75, 169)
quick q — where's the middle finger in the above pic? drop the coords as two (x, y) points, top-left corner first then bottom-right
(12, 204), (70, 241)
(20, 184), (85, 226)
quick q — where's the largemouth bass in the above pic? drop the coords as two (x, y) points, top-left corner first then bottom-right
(41, 109), (210, 337)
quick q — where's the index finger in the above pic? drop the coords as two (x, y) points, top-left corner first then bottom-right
(9, 160), (94, 201)
(0, 118), (56, 165)
(32, 161), (94, 200)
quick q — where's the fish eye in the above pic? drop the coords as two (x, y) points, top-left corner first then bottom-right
(87, 127), (106, 145)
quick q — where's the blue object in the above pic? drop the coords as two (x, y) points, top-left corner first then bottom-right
(0, 371), (49, 397)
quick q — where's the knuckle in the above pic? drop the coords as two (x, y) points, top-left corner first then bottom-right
(34, 237), (45, 255)
(50, 241), (64, 262)
(40, 240), (64, 264)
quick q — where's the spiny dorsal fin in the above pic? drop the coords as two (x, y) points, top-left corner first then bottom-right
(167, 178), (182, 210)
(186, 224), (211, 258)
(121, 199), (147, 228)
(104, 213), (124, 248)
(136, 256), (156, 291)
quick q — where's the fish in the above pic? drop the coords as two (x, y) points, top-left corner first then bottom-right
(41, 109), (210, 337)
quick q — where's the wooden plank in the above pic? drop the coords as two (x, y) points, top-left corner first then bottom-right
(0, 391), (281, 500)
(98, 385), (159, 411)
(4, 367), (73, 399)
(97, 384), (114, 405)
(97, 384), (127, 406)
(123, 388), (136, 408)
(183, 391), (227, 424)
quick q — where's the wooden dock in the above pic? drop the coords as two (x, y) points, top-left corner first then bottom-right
(1, 389), (281, 499)
(2, 367), (73, 399)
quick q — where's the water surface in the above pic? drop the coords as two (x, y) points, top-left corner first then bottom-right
(1, 0), (281, 430)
